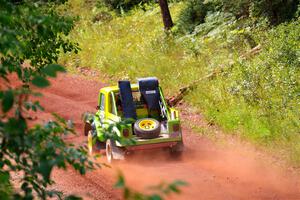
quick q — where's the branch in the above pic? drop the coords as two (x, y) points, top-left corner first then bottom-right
(240, 44), (262, 59)
(167, 68), (223, 107)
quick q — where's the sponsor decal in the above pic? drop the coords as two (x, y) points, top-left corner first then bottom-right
(145, 90), (156, 94)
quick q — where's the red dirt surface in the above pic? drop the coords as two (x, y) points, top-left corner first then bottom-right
(33, 74), (300, 199)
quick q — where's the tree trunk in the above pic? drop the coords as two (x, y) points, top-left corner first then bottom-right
(158, 0), (173, 30)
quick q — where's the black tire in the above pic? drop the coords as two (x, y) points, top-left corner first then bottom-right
(84, 122), (92, 136)
(134, 118), (161, 139)
(169, 141), (184, 158)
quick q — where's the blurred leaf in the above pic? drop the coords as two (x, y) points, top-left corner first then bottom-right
(32, 76), (50, 88)
(65, 195), (83, 200)
(114, 174), (125, 188)
(42, 64), (66, 77)
(0, 0), (92, 199)
(149, 194), (162, 200)
(38, 160), (54, 182)
(0, 172), (9, 184)
(2, 90), (14, 112)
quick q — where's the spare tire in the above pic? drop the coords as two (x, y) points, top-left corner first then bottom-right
(134, 118), (161, 139)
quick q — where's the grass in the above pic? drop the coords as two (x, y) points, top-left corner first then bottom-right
(59, 0), (300, 166)
(59, 1), (218, 96)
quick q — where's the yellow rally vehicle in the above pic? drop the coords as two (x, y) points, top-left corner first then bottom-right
(84, 77), (183, 162)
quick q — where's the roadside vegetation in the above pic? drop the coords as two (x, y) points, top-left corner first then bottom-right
(0, 1), (94, 199)
(59, 0), (300, 165)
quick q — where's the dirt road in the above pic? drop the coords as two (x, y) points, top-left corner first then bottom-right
(35, 74), (300, 200)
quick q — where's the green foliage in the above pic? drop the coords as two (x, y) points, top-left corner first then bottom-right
(211, 0), (250, 18)
(42, 64), (66, 77)
(102, 0), (153, 13)
(187, 20), (300, 145)
(2, 90), (14, 113)
(115, 173), (187, 200)
(232, 21), (300, 139)
(0, 171), (12, 200)
(31, 75), (51, 88)
(0, 0), (91, 199)
(249, 0), (299, 24)
(102, 119), (137, 145)
(176, 0), (214, 34)
(176, 0), (300, 33)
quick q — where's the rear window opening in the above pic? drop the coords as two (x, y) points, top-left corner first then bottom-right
(113, 90), (163, 121)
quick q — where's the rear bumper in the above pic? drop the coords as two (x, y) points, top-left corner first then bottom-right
(125, 141), (178, 151)
(116, 132), (182, 147)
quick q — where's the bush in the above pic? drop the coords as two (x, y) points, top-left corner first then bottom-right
(176, 0), (300, 33)
(197, 20), (300, 141)
(0, 0), (93, 199)
(176, 0), (214, 34)
(207, 0), (250, 18)
(102, 0), (153, 12)
(249, 0), (299, 25)
(233, 20), (300, 137)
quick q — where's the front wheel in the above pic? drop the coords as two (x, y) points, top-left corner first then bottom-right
(87, 131), (93, 155)
(84, 122), (92, 136)
(88, 131), (104, 155)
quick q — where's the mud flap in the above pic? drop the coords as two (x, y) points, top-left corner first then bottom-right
(112, 148), (125, 160)
(171, 141), (184, 152)
(111, 140), (125, 160)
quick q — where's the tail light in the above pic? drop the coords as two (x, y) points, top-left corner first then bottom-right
(173, 124), (180, 132)
(123, 129), (130, 137)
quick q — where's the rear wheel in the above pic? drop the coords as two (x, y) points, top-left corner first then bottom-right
(134, 118), (161, 139)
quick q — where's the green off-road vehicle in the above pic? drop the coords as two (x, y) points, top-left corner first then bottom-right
(84, 77), (183, 162)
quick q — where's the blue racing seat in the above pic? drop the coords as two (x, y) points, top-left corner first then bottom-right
(118, 80), (137, 119)
(138, 77), (160, 111)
